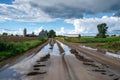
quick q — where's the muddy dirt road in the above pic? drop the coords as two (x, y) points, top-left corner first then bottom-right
(0, 39), (120, 80)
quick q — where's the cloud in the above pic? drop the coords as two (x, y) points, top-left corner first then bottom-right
(65, 16), (120, 36)
(0, 27), (44, 35)
(0, 3), (53, 22)
(33, 27), (43, 35)
(56, 27), (65, 35)
(0, 0), (120, 22)
(40, 5), (84, 19)
(0, 28), (23, 35)
(20, 0), (120, 19)
(114, 10), (120, 17)
(56, 26), (77, 35)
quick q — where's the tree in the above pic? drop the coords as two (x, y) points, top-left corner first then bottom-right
(10, 34), (14, 36)
(48, 30), (56, 38)
(78, 34), (81, 38)
(15, 34), (19, 37)
(2, 33), (8, 36)
(96, 23), (108, 38)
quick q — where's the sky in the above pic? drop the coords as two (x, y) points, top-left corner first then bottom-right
(0, 0), (120, 36)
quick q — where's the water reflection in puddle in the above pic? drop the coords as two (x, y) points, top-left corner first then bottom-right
(80, 45), (97, 51)
(0, 68), (22, 80)
(106, 52), (120, 59)
(56, 41), (74, 56)
(50, 43), (61, 56)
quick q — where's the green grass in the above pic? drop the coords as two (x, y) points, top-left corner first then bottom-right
(0, 37), (48, 61)
(63, 37), (120, 43)
(85, 41), (120, 53)
(56, 36), (120, 53)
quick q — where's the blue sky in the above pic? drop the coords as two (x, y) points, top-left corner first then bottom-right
(0, 0), (14, 4)
(0, 0), (120, 36)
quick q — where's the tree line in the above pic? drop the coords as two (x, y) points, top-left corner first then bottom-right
(0, 29), (56, 38)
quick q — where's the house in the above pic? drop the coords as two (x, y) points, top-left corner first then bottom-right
(39, 30), (47, 37)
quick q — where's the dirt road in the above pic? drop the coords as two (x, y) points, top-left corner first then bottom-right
(63, 42), (120, 73)
(22, 39), (120, 80)
(0, 39), (120, 80)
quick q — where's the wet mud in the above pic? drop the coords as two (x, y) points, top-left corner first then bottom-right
(70, 48), (120, 80)
(27, 71), (47, 76)
(26, 53), (50, 77)
(70, 49), (93, 62)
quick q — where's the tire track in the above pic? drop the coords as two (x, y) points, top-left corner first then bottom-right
(57, 41), (77, 80)
(64, 56), (80, 80)
(61, 54), (72, 80)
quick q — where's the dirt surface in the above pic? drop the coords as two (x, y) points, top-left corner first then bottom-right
(21, 39), (120, 80)
(63, 42), (120, 72)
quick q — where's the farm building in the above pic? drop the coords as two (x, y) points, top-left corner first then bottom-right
(39, 30), (47, 37)
(23, 28), (47, 37)
(23, 28), (27, 37)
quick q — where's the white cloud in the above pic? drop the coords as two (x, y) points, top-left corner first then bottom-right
(61, 27), (64, 33)
(56, 27), (77, 35)
(56, 27), (65, 35)
(0, 28), (23, 35)
(65, 17), (120, 36)
(0, 3), (54, 22)
(33, 27), (43, 35)
(0, 27), (44, 35)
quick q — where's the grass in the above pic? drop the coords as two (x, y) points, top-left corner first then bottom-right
(85, 41), (120, 53)
(0, 37), (48, 61)
(56, 36), (120, 53)
(62, 37), (120, 43)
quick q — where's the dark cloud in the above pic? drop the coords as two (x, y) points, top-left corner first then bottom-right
(28, 0), (120, 19)
(29, 2), (93, 19)
(114, 10), (120, 17)
(41, 5), (85, 19)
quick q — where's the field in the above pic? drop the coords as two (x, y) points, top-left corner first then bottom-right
(0, 36), (39, 42)
(56, 37), (120, 53)
(0, 37), (48, 61)
(63, 37), (120, 43)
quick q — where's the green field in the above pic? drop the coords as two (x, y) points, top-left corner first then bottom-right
(56, 37), (120, 53)
(63, 37), (120, 43)
(0, 37), (47, 61)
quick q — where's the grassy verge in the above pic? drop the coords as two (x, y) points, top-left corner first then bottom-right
(60, 37), (120, 43)
(56, 37), (120, 53)
(0, 37), (48, 61)
(85, 41), (120, 53)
